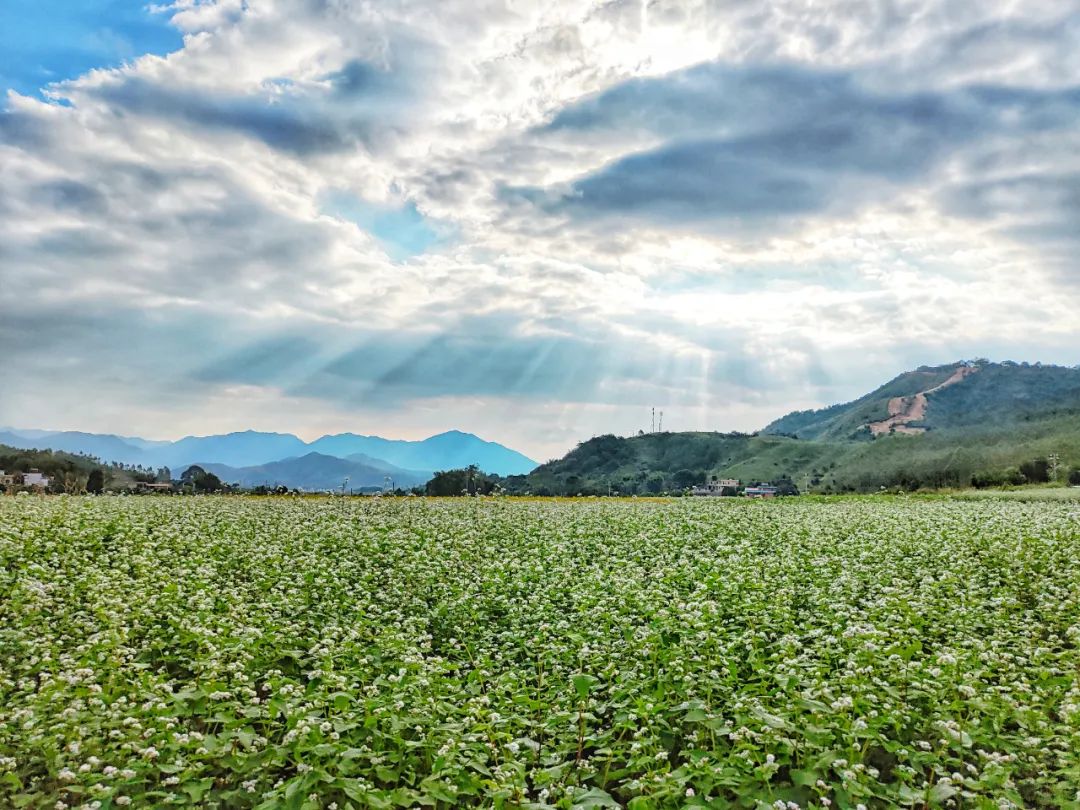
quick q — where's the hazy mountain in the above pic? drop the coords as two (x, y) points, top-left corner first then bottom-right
(0, 430), (151, 465)
(307, 430), (538, 475)
(163, 431), (310, 468)
(189, 453), (429, 491)
(0, 427), (538, 476)
(0, 429), (308, 469)
(512, 360), (1080, 495)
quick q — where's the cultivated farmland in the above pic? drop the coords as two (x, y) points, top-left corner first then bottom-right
(1, 496), (1079, 808)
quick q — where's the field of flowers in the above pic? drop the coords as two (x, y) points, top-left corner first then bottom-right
(1, 496), (1079, 809)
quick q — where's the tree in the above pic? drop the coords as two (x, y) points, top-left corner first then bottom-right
(180, 465), (205, 483)
(195, 471), (223, 493)
(770, 476), (800, 496)
(426, 466), (498, 496)
(427, 469), (467, 496)
(1068, 468), (1080, 486)
(86, 469), (105, 494)
(645, 473), (666, 494)
(1019, 458), (1050, 484)
(1002, 467), (1026, 486)
(180, 465), (223, 493)
(673, 469), (702, 489)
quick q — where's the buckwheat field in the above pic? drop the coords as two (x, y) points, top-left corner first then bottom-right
(2, 496), (1079, 809)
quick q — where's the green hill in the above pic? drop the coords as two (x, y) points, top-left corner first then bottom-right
(511, 360), (1080, 495)
(511, 432), (833, 495)
(763, 360), (1080, 440)
(762, 363), (961, 440)
(0, 444), (114, 493)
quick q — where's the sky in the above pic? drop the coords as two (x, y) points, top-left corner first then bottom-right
(1, 0), (1079, 461)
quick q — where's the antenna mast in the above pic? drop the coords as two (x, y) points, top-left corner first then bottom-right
(651, 407), (655, 434)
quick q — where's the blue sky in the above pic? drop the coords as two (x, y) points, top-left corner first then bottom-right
(318, 191), (444, 262)
(1, 0), (1079, 458)
(0, 0), (181, 99)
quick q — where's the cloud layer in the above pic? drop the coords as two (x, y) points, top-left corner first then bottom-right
(2, 0), (1079, 458)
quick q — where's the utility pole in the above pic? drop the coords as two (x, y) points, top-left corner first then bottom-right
(1049, 453), (1061, 482)
(651, 407), (655, 434)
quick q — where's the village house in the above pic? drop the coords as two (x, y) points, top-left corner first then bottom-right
(21, 469), (51, 489)
(692, 478), (740, 496)
(744, 485), (779, 499)
(1, 469), (52, 490)
(134, 481), (173, 493)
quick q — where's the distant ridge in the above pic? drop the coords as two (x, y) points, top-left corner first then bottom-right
(193, 452), (429, 491)
(0, 427), (538, 477)
(308, 430), (537, 476)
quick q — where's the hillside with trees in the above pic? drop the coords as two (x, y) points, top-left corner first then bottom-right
(762, 360), (1080, 440)
(0, 444), (113, 493)
(510, 361), (1080, 495)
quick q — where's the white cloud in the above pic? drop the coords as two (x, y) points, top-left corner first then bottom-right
(2, 0), (1079, 459)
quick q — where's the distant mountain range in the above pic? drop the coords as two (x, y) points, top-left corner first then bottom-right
(0, 427), (538, 483)
(197, 453), (430, 491)
(512, 360), (1080, 495)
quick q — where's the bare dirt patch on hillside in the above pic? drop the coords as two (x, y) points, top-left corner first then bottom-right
(867, 365), (979, 436)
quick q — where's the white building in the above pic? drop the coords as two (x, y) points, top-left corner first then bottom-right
(21, 469), (50, 489)
(691, 478), (739, 496)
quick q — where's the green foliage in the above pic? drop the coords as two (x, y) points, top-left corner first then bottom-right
(2, 496), (1079, 809)
(513, 406), (1080, 495)
(1068, 468), (1080, 486)
(425, 465), (499, 496)
(0, 443), (108, 492)
(180, 465), (225, 493)
(925, 361), (1080, 429)
(570, 673), (598, 701)
(672, 469), (703, 489)
(86, 468), (105, 494)
(1019, 458), (1050, 484)
(762, 361), (1080, 442)
(764, 364), (962, 441)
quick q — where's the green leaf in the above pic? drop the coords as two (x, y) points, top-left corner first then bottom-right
(420, 779), (458, 803)
(572, 674), (598, 700)
(790, 769), (820, 787)
(375, 764), (398, 782)
(572, 787), (621, 808)
(928, 781), (959, 803)
(749, 706), (788, 729)
(183, 777), (214, 803)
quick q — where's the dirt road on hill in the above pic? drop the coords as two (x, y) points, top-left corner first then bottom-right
(867, 364), (979, 436)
